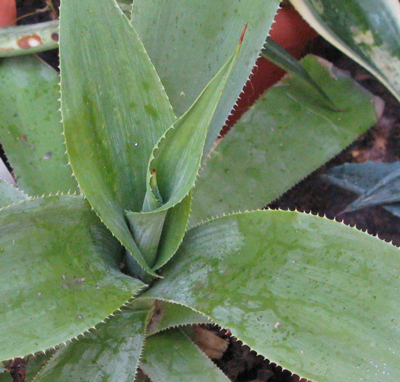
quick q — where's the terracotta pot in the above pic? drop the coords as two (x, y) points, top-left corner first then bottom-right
(0, 0), (17, 27)
(225, 4), (318, 130)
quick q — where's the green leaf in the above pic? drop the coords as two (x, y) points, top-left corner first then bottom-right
(323, 161), (400, 194)
(324, 161), (400, 215)
(0, 56), (78, 196)
(146, 39), (242, 212)
(0, 180), (27, 208)
(126, 209), (168, 268)
(261, 38), (334, 109)
(146, 210), (400, 381)
(144, 299), (210, 336)
(33, 300), (152, 382)
(127, 193), (192, 269)
(131, 0), (281, 160)
(59, 0), (176, 276)
(130, 38), (241, 269)
(0, 195), (144, 361)
(26, 351), (57, 382)
(190, 55), (379, 224)
(140, 328), (230, 382)
(342, 167), (400, 212)
(0, 372), (11, 382)
(152, 193), (192, 270)
(292, 0), (400, 103)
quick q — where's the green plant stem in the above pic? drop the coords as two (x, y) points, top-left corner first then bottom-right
(0, 2), (132, 58)
(0, 20), (59, 57)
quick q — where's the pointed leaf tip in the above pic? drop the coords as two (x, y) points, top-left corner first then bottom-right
(239, 23), (249, 44)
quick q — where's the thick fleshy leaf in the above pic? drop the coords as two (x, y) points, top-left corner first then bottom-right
(131, 0), (281, 159)
(144, 299), (210, 336)
(59, 0), (176, 275)
(33, 300), (153, 382)
(127, 193), (192, 269)
(146, 38), (242, 212)
(126, 209), (168, 268)
(291, 0), (400, 102)
(323, 161), (400, 216)
(131, 39), (241, 269)
(146, 210), (400, 381)
(0, 56), (78, 196)
(0, 195), (144, 361)
(344, 168), (400, 212)
(190, 55), (379, 224)
(0, 179), (27, 208)
(26, 351), (57, 382)
(140, 328), (230, 382)
(152, 193), (192, 270)
(323, 161), (400, 194)
(261, 38), (333, 109)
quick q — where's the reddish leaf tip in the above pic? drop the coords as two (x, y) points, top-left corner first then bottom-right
(240, 23), (249, 44)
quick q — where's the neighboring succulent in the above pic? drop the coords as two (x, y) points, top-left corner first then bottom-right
(0, 1), (400, 381)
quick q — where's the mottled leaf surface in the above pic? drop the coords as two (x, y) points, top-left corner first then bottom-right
(33, 300), (152, 382)
(0, 56), (77, 196)
(59, 0), (176, 275)
(0, 180), (27, 208)
(140, 328), (230, 382)
(131, 0), (281, 159)
(0, 195), (143, 361)
(147, 210), (400, 381)
(190, 55), (378, 224)
(292, 0), (400, 102)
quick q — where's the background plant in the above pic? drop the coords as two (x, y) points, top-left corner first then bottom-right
(0, 1), (399, 382)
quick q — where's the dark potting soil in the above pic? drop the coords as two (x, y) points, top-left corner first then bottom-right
(7, 2), (400, 381)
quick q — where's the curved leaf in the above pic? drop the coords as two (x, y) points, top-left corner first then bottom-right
(127, 193), (192, 269)
(0, 179), (27, 208)
(291, 0), (400, 102)
(0, 56), (78, 196)
(140, 328), (230, 382)
(323, 161), (400, 194)
(131, 0), (281, 160)
(144, 299), (209, 336)
(130, 38), (241, 269)
(261, 38), (333, 109)
(33, 300), (153, 382)
(26, 351), (57, 382)
(0, 195), (143, 361)
(146, 210), (400, 381)
(190, 55), (379, 224)
(345, 168), (400, 212)
(146, 39), (242, 212)
(59, 0), (176, 275)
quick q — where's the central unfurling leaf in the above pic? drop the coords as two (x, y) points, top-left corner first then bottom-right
(59, 0), (176, 276)
(125, 30), (245, 269)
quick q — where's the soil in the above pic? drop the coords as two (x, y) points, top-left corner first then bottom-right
(5, 1), (400, 382)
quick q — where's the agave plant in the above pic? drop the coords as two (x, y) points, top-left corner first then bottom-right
(1, 0), (400, 381)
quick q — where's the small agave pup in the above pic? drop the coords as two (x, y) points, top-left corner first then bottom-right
(0, 0), (400, 381)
